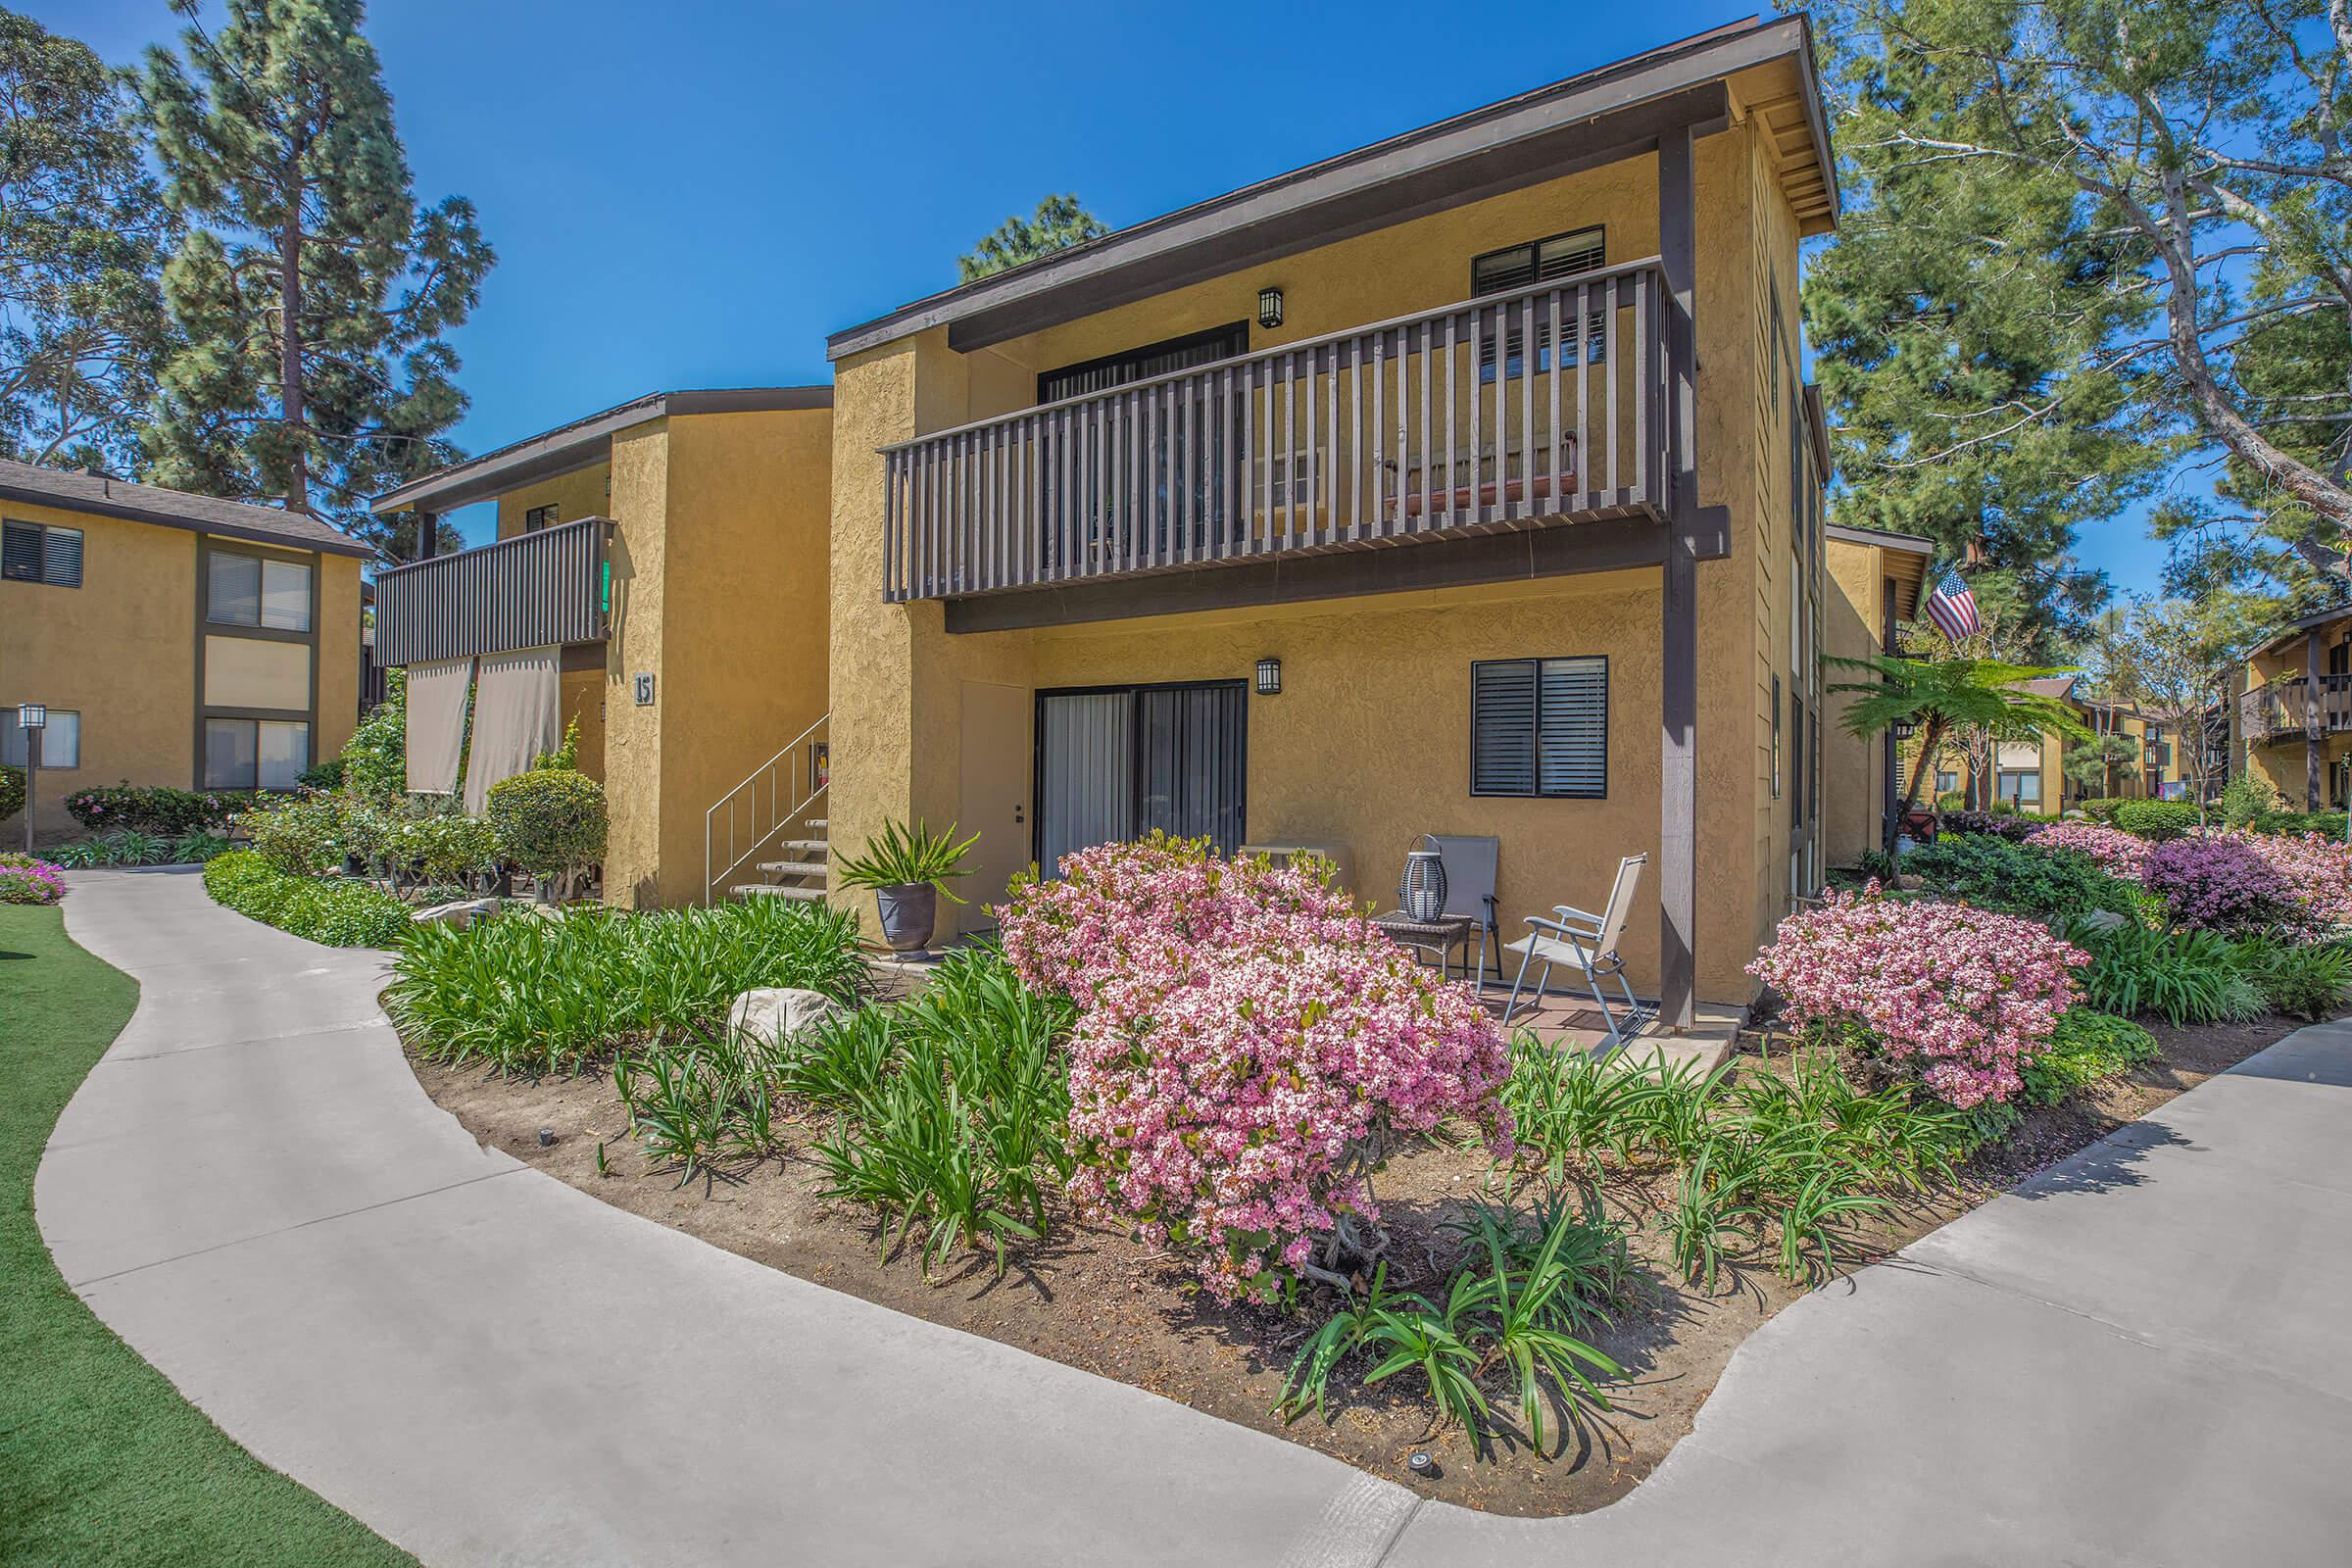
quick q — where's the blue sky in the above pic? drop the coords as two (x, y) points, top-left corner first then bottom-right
(41, 0), (2172, 591)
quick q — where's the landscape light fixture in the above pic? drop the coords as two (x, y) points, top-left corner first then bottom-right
(1255, 657), (1282, 696)
(15, 704), (45, 852)
(1890, 718), (1916, 741)
(1257, 286), (1285, 330)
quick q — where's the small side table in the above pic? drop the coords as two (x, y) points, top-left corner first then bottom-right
(1371, 910), (1482, 993)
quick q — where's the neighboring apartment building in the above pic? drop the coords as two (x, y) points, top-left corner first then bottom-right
(0, 460), (368, 841)
(368, 389), (833, 906)
(1901, 675), (2189, 814)
(2235, 606), (2352, 809)
(1821, 520), (1933, 862)
(821, 17), (1841, 1017)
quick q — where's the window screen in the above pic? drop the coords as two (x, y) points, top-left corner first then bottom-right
(1, 708), (79, 768)
(262, 559), (311, 629)
(210, 553), (310, 628)
(1471, 657), (1606, 799)
(3, 520), (82, 586)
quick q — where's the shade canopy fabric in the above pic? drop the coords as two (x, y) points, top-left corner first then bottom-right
(464, 645), (562, 815)
(404, 658), (474, 796)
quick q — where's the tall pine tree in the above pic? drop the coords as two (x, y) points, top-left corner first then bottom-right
(139, 0), (489, 552)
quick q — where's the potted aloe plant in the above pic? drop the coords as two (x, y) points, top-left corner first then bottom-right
(832, 818), (979, 955)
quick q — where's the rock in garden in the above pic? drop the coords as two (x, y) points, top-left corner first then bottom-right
(2073, 908), (2130, 934)
(727, 987), (844, 1045)
(411, 898), (502, 928)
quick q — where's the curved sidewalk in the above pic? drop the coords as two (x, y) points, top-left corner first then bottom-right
(38, 867), (2352, 1566)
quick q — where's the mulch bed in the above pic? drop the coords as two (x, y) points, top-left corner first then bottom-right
(406, 1009), (2303, 1518)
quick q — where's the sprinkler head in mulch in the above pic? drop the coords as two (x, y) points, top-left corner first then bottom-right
(537, 1128), (556, 1148)
(1406, 1450), (1440, 1481)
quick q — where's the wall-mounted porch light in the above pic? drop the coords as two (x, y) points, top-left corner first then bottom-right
(1889, 718), (1916, 741)
(1255, 657), (1282, 696)
(1257, 286), (1285, 330)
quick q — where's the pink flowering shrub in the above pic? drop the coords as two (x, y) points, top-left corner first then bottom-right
(2141, 834), (2292, 933)
(0, 852), (67, 906)
(999, 836), (1512, 1303)
(2234, 831), (2352, 931)
(2027, 820), (2149, 879)
(1748, 885), (2084, 1108)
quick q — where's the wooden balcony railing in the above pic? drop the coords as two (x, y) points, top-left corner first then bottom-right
(880, 259), (1680, 602)
(2240, 674), (2352, 742)
(373, 516), (610, 666)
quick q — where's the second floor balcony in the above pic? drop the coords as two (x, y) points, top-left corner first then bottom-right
(373, 515), (611, 666)
(2241, 673), (2352, 743)
(879, 260), (1680, 605)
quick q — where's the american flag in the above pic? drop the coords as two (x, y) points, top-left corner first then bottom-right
(1925, 567), (1982, 640)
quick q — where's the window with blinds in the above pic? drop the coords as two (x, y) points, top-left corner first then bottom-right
(1472, 227), (1608, 378)
(524, 504), (560, 532)
(1470, 657), (1607, 798)
(2, 519), (82, 587)
(1038, 321), (1250, 404)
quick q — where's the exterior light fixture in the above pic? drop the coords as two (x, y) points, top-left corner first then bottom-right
(1407, 1450), (1439, 1480)
(1889, 718), (1916, 741)
(1255, 657), (1282, 696)
(1256, 286), (1285, 330)
(15, 704), (45, 852)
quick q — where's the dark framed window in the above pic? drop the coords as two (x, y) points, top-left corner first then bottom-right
(1771, 674), (1784, 802)
(3, 519), (82, 587)
(203, 717), (310, 791)
(1, 708), (79, 768)
(1038, 321), (1250, 404)
(524, 504), (560, 532)
(1471, 226), (1605, 295)
(207, 551), (311, 630)
(1470, 657), (1607, 799)
(1034, 681), (1248, 866)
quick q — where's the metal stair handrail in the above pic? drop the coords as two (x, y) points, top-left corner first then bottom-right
(705, 712), (828, 905)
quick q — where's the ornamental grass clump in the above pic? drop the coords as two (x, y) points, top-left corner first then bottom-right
(2027, 820), (2150, 879)
(2141, 834), (2293, 934)
(999, 836), (1513, 1304)
(1748, 885), (2084, 1109)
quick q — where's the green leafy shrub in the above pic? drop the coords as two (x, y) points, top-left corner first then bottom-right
(0, 852), (66, 904)
(2234, 939), (2352, 1021)
(2018, 1010), (2161, 1106)
(485, 768), (606, 889)
(202, 851), (411, 948)
(2221, 771), (2285, 828)
(233, 794), (351, 876)
(389, 808), (501, 889)
(1903, 832), (2137, 919)
(50, 830), (177, 867)
(169, 831), (235, 864)
(340, 667), (407, 801)
(2079, 797), (2127, 824)
(294, 758), (346, 791)
(2113, 799), (2198, 841)
(62, 784), (245, 836)
(388, 896), (864, 1074)
(0, 763), (23, 822)
(2250, 808), (2350, 840)
(2060, 917), (2264, 1025)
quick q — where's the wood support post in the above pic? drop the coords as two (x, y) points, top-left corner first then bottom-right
(2308, 631), (2324, 810)
(1658, 125), (1698, 1034)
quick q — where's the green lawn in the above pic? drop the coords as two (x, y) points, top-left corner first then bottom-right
(0, 904), (413, 1567)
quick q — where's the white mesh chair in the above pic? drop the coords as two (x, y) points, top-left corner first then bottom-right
(1502, 854), (1649, 1052)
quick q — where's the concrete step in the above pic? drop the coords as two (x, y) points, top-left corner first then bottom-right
(772, 839), (828, 855)
(804, 818), (827, 832)
(754, 859), (828, 877)
(731, 884), (829, 902)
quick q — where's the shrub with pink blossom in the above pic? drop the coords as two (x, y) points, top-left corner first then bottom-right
(2141, 834), (2293, 933)
(2027, 820), (2150, 878)
(1748, 885), (2084, 1109)
(999, 836), (1512, 1303)
(2234, 830), (2352, 931)
(0, 852), (67, 906)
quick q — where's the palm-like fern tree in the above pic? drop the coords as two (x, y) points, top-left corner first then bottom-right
(1830, 657), (2092, 852)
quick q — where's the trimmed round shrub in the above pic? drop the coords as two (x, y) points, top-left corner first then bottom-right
(2142, 835), (2293, 932)
(2113, 799), (2198, 841)
(0, 763), (23, 822)
(0, 852), (66, 905)
(487, 768), (607, 879)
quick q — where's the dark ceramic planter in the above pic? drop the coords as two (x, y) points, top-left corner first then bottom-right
(873, 882), (938, 954)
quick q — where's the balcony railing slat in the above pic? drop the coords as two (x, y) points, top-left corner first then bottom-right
(373, 516), (607, 667)
(878, 262), (1682, 604)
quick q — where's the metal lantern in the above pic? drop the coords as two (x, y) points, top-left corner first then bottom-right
(1890, 717), (1916, 741)
(1255, 657), (1282, 695)
(1257, 286), (1285, 329)
(1398, 835), (1447, 922)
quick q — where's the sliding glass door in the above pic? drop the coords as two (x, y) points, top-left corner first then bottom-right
(1035, 682), (1246, 871)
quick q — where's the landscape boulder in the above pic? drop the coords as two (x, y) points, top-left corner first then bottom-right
(727, 987), (845, 1046)
(411, 898), (502, 929)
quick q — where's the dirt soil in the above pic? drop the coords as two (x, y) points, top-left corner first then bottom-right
(407, 1011), (2301, 1518)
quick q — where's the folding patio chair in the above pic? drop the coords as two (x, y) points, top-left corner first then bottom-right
(1425, 834), (1502, 983)
(1502, 853), (1649, 1052)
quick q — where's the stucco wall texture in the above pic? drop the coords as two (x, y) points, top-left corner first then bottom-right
(829, 116), (1833, 1004)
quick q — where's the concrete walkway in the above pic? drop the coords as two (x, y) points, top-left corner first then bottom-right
(37, 867), (2352, 1566)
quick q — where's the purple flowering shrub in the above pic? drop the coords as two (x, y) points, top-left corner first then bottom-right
(2236, 831), (2352, 930)
(2141, 834), (2294, 933)
(1748, 885), (2084, 1108)
(0, 852), (67, 905)
(999, 836), (1512, 1304)
(2027, 821), (2149, 878)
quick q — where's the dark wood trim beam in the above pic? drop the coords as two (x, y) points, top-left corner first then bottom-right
(941, 512), (1724, 634)
(1656, 123), (1699, 1034)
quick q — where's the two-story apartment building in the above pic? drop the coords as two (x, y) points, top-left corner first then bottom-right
(1822, 519), (1933, 860)
(821, 17), (1838, 1020)
(1901, 677), (2189, 814)
(368, 388), (833, 905)
(1, 460), (368, 841)
(2235, 607), (2352, 810)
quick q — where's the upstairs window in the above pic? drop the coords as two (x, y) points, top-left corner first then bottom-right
(524, 504), (560, 532)
(3, 519), (82, 587)
(208, 552), (312, 631)
(1472, 227), (1607, 379)
(1471, 657), (1607, 799)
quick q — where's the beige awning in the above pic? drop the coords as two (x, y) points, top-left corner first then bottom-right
(463, 646), (562, 815)
(404, 658), (474, 795)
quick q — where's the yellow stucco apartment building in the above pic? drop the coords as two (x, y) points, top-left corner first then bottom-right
(1901, 674), (2192, 814)
(2235, 606), (2352, 809)
(370, 18), (1934, 1017)
(1, 459), (368, 841)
